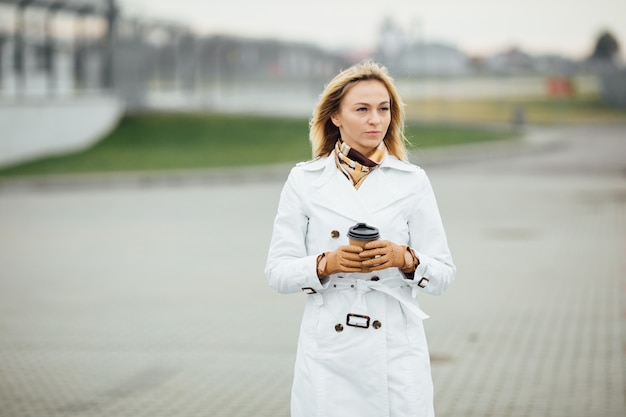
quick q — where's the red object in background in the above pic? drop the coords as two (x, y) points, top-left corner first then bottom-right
(546, 77), (574, 97)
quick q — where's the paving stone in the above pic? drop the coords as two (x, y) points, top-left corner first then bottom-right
(0, 125), (624, 417)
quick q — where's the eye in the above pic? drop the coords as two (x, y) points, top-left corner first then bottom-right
(356, 107), (367, 112)
(379, 106), (390, 112)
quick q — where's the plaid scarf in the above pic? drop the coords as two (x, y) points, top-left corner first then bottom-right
(334, 139), (387, 189)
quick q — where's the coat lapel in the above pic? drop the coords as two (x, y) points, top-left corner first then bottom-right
(307, 154), (416, 222)
(357, 166), (407, 213)
(310, 157), (371, 222)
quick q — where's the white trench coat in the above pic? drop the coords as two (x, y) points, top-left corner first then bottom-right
(265, 154), (456, 417)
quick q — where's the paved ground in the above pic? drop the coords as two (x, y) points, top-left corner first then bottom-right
(0, 124), (624, 417)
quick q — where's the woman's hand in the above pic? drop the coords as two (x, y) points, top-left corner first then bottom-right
(360, 240), (409, 271)
(319, 245), (365, 276)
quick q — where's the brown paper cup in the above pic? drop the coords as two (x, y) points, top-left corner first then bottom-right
(347, 223), (380, 271)
(349, 237), (370, 248)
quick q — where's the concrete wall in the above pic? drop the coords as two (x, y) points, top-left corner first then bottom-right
(0, 95), (124, 168)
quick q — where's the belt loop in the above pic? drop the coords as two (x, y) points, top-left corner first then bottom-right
(301, 287), (324, 306)
(412, 285), (419, 298)
(311, 292), (324, 306)
(353, 280), (371, 311)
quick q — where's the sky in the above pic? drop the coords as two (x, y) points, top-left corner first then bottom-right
(116, 0), (626, 59)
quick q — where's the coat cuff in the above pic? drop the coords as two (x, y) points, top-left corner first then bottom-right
(299, 255), (330, 294)
(405, 250), (431, 294)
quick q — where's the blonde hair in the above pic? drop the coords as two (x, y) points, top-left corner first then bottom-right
(309, 60), (408, 160)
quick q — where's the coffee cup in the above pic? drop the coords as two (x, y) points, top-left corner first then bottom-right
(347, 222), (380, 248)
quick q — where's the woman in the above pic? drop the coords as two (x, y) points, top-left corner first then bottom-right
(265, 61), (456, 417)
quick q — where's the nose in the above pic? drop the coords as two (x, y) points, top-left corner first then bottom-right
(368, 112), (381, 125)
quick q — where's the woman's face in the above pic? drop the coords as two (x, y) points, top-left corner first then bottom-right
(331, 80), (391, 156)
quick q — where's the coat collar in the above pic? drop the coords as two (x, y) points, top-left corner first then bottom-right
(302, 154), (418, 222)
(303, 154), (418, 186)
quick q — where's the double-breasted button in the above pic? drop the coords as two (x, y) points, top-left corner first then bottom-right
(335, 323), (344, 332)
(370, 276), (379, 281)
(372, 320), (382, 329)
(330, 230), (340, 239)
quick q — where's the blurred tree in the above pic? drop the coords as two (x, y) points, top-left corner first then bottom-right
(590, 30), (620, 61)
(588, 29), (625, 109)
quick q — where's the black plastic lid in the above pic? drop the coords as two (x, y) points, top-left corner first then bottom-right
(347, 223), (380, 241)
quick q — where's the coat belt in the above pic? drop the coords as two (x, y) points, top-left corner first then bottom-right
(308, 277), (429, 320)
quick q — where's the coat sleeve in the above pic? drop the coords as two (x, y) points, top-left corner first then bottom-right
(407, 170), (456, 296)
(264, 168), (327, 294)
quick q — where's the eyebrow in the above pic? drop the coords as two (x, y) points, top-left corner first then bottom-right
(352, 101), (390, 106)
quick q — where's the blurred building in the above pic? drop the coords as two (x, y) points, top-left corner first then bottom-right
(1, 4), (615, 111)
(382, 41), (470, 77)
(0, 0), (122, 168)
(111, 21), (347, 112)
(0, 0), (346, 111)
(0, 0), (116, 97)
(374, 19), (469, 77)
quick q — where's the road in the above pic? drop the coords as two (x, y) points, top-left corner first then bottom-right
(0, 124), (624, 417)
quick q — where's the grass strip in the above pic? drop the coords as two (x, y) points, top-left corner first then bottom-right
(404, 95), (626, 125)
(0, 112), (514, 177)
